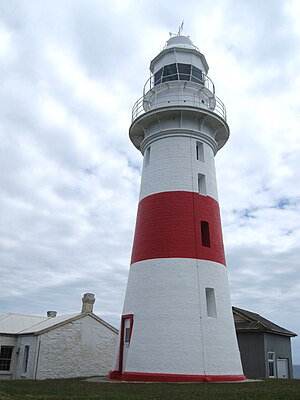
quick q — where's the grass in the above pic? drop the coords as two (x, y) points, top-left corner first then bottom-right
(0, 378), (300, 400)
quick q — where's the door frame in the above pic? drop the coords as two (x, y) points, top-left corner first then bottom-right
(276, 358), (289, 379)
(118, 314), (134, 374)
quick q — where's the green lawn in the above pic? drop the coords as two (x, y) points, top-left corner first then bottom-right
(0, 378), (300, 400)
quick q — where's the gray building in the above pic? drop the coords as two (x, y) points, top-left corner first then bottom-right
(233, 307), (297, 379)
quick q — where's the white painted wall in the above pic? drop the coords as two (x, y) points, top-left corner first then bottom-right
(140, 136), (218, 201)
(35, 315), (117, 379)
(120, 258), (243, 376)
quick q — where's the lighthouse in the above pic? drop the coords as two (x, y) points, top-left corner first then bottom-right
(109, 32), (245, 382)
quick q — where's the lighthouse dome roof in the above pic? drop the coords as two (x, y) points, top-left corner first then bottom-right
(150, 34), (209, 74)
(165, 35), (197, 50)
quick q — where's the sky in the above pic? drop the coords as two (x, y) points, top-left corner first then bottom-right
(0, 0), (300, 364)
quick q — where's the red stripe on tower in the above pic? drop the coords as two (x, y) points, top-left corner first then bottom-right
(131, 191), (226, 265)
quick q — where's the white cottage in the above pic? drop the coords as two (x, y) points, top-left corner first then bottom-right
(0, 293), (118, 380)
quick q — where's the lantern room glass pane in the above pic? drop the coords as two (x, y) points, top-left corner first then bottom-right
(191, 66), (203, 84)
(162, 63), (177, 82)
(154, 63), (204, 85)
(178, 63), (191, 81)
(154, 67), (163, 85)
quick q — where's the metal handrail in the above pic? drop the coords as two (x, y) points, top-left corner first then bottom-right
(132, 78), (227, 122)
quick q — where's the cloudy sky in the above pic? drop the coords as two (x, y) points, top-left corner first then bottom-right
(1, 0), (300, 364)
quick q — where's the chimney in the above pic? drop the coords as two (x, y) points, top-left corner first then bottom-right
(47, 311), (57, 318)
(81, 293), (95, 313)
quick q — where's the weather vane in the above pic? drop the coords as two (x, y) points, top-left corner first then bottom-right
(169, 21), (184, 37)
(178, 21), (184, 35)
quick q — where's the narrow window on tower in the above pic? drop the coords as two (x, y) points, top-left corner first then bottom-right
(198, 174), (207, 196)
(205, 288), (217, 318)
(201, 221), (211, 247)
(196, 141), (204, 161)
(124, 328), (131, 343)
(144, 146), (151, 167)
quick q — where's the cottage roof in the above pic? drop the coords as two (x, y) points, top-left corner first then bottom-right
(233, 306), (297, 337)
(0, 313), (48, 334)
(0, 312), (117, 336)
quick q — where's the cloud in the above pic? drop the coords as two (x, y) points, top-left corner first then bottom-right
(0, 0), (299, 365)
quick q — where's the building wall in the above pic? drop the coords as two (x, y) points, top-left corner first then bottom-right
(236, 332), (294, 379)
(264, 333), (293, 378)
(36, 315), (117, 379)
(13, 335), (38, 379)
(139, 136), (218, 202)
(0, 335), (17, 380)
(236, 332), (266, 379)
(120, 258), (243, 376)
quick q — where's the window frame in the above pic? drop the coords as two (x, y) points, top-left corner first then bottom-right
(201, 220), (211, 247)
(153, 63), (203, 86)
(22, 345), (30, 374)
(205, 287), (217, 318)
(196, 141), (204, 162)
(267, 351), (275, 378)
(144, 146), (151, 167)
(198, 173), (207, 196)
(0, 346), (14, 372)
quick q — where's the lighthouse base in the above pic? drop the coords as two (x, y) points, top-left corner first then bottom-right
(109, 370), (246, 382)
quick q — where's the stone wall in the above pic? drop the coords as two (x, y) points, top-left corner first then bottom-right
(36, 315), (117, 379)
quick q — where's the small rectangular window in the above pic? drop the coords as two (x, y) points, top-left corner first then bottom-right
(205, 288), (217, 318)
(0, 346), (14, 371)
(22, 346), (30, 373)
(268, 352), (275, 378)
(198, 174), (207, 195)
(144, 146), (151, 167)
(124, 328), (131, 343)
(201, 221), (210, 247)
(196, 142), (204, 162)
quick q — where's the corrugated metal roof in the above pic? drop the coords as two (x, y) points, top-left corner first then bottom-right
(0, 313), (80, 334)
(0, 314), (48, 334)
(0, 312), (118, 335)
(19, 313), (80, 334)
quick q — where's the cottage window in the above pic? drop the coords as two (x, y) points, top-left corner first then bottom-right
(268, 352), (275, 378)
(0, 346), (14, 371)
(22, 346), (30, 373)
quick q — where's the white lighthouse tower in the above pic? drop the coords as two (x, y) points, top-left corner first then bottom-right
(109, 32), (245, 382)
